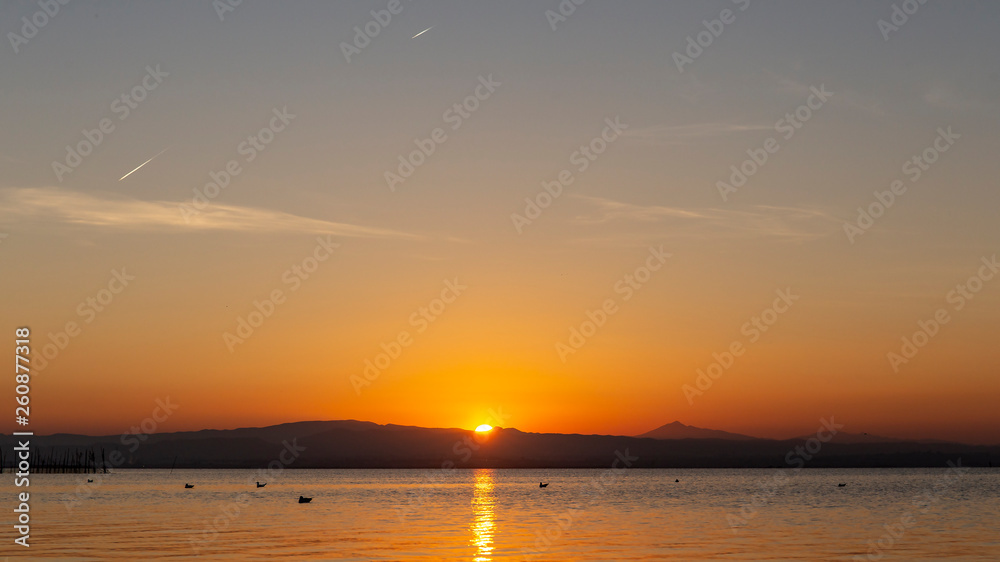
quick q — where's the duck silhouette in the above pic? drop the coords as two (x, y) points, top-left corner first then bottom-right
(298, 495), (312, 503)
(184, 483), (194, 489)
(539, 482), (549, 488)
(256, 482), (266, 488)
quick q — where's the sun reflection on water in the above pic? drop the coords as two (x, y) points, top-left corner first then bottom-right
(471, 468), (496, 561)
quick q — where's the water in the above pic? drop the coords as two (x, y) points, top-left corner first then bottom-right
(4, 468), (999, 560)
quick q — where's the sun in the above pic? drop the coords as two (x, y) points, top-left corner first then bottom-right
(475, 424), (493, 432)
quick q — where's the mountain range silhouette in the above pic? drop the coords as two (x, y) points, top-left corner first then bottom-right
(4, 420), (996, 469)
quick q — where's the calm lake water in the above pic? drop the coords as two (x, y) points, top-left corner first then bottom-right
(4, 468), (999, 560)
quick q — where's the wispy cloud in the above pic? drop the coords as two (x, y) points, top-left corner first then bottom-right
(674, 75), (716, 105)
(923, 82), (1000, 115)
(623, 122), (771, 144)
(0, 188), (417, 239)
(570, 194), (837, 241)
(773, 74), (884, 116)
(572, 195), (707, 221)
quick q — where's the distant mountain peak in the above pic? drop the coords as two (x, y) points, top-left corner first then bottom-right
(637, 421), (759, 441)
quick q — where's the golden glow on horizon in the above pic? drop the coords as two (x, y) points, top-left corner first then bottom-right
(475, 424), (493, 433)
(3, 11), (1000, 448)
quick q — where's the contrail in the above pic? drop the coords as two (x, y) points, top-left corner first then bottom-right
(119, 147), (169, 181)
(412, 26), (433, 39)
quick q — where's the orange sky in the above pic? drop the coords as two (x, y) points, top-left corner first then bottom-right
(2, 2), (999, 445)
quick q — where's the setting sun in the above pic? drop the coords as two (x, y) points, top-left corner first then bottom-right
(4, 2), (1000, 559)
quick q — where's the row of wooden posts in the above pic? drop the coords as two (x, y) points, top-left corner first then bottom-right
(0, 447), (110, 473)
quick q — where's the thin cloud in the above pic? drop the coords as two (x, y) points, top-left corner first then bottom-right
(571, 194), (837, 241)
(674, 75), (716, 105)
(922, 82), (1000, 115)
(623, 123), (771, 144)
(572, 194), (707, 221)
(0, 188), (418, 239)
(773, 74), (885, 116)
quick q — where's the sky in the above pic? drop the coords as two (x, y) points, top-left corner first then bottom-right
(2, 1), (999, 444)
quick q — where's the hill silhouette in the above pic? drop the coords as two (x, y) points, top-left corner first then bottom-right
(3, 420), (996, 469)
(637, 421), (758, 441)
